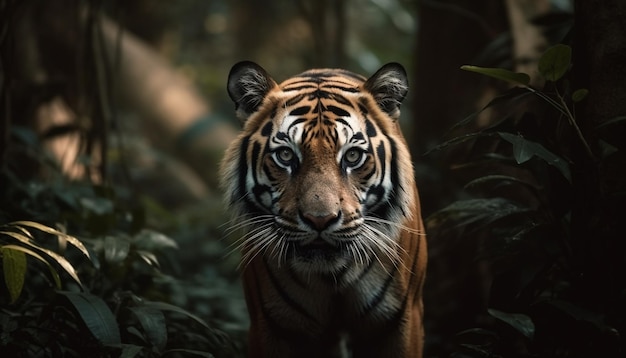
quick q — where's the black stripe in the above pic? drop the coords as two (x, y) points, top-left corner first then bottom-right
(361, 163), (376, 182)
(288, 117), (307, 131)
(387, 138), (407, 217)
(290, 106), (311, 116)
(360, 261), (399, 317)
(252, 266), (303, 341)
(234, 136), (250, 205)
(376, 237), (421, 336)
(309, 89), (331, 100)
(376, 142), (386, 186)
(327, 105), (350, 117)
(285, 93), (307, 106)
(263, 257), (319, 324)
(250, 141), (262, 184)
(336, 118), (350, 128)
(327, 93), (353, 107)
(356, 256), (376, 281)
(365, 119), (377, 137)
(261, 121), (273, 136)
(323, 84), (360, 93)
(300, 69), (365, 82)
(263, 162), (276, 182)
(283, 84), (317, 92)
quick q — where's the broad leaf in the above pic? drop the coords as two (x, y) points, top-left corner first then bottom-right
(595, 115), (626, 131)
(58, 291), (121, 346)
(104, 235), (130, 264)
(143, 301), (211, 330)
(134, 229), (178, 250)
(129, 306), (167, 351)
(498, 132), (571, 182)
(0, 244), (61, 289)
(11, 221), (91, 259)
(488, 308), (535, 339)
(428, 198), (531, 231)
(461, 65), (530, 86)
(572, 88), (589, 102)
(464, 175), (539, 192)
(2, 246), (27, 303)
(0, 230), (83, 288)
(598, 140), (618, 159)
(163, 349), (214, 357)
(538, 44), (571, 82)
(425, 132), (489, 155)
(120, 344), (144, 358)
(546, 300), (617, 334)
(137, 250), (160, 268)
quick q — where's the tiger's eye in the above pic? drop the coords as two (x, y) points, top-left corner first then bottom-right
(277, 148), (294, 163)
(344, 148), (362, 165)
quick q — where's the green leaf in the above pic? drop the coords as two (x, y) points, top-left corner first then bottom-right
(58, 291), (121, 346)
(137, 250), (160, 268)
(11, 221), (91, 260)
(595, 115), (626, 131)
(598, 140), (619, 159)
(488, 308), (535, 339)
(163, 349), (214, 357)
(538, 44), (572, 82)
(464, 175), (538, 191)
(0, 230), (83, 288)
(31, 243), (84, 288)
(129, 306), (167, 351)
(498, 132), (571, 182)
(103, 235), (130, 264)
(2, 246), (27, 303)
(461, 65), (530, 86)
(120, 344), (144, 358)
(133, 229), (178, 251)
(428, 198), (531, 231)
(143, 301), (211, 330)
(425, 132), (490, 155)
(0, 244), (61, 289)
(546, 300), (617, 334)
(572, 88), (589, 102)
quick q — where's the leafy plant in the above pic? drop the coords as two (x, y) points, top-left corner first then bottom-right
(429, 44), (624, 357)
(0, 200), (241, 357)
(0, 221), (91, 303)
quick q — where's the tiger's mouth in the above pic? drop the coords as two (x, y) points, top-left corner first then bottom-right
(291, 236), (349, 261)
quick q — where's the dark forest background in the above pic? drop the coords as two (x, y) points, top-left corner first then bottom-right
(1, 0), (625, 357)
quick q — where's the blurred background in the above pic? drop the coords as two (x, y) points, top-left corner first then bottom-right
(3, 0), (626, 357)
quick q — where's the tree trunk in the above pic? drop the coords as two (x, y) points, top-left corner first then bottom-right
(571, 0), (626, 353)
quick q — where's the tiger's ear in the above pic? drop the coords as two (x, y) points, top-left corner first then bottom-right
(227, 61), (278, 120)
(363, 63), (409, 120)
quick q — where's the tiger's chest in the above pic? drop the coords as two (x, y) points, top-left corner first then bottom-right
(253, 258), (404, 337)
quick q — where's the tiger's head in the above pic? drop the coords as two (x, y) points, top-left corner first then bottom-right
(220, 61), (416, 275)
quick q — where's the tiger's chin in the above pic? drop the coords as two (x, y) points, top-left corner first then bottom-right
(287, 239), (354, 274)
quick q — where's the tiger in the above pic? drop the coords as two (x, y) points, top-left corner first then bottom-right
(219, 61), (427, 358)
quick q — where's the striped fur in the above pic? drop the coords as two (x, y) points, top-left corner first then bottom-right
(220, 61), (427, 357)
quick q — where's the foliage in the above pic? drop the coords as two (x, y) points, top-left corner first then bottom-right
(429, 43), (625, 357)
(0, 118), (245, 356)
(0, 182), (242, 357)
(1, 0), (248, 356)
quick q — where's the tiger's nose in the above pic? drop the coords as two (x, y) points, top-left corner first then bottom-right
(300, 211), (340, 231)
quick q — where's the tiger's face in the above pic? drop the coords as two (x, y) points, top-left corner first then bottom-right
(220, 62), (415, 275)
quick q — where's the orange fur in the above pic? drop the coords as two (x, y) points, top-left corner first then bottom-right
(221, 62), (427, 357)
